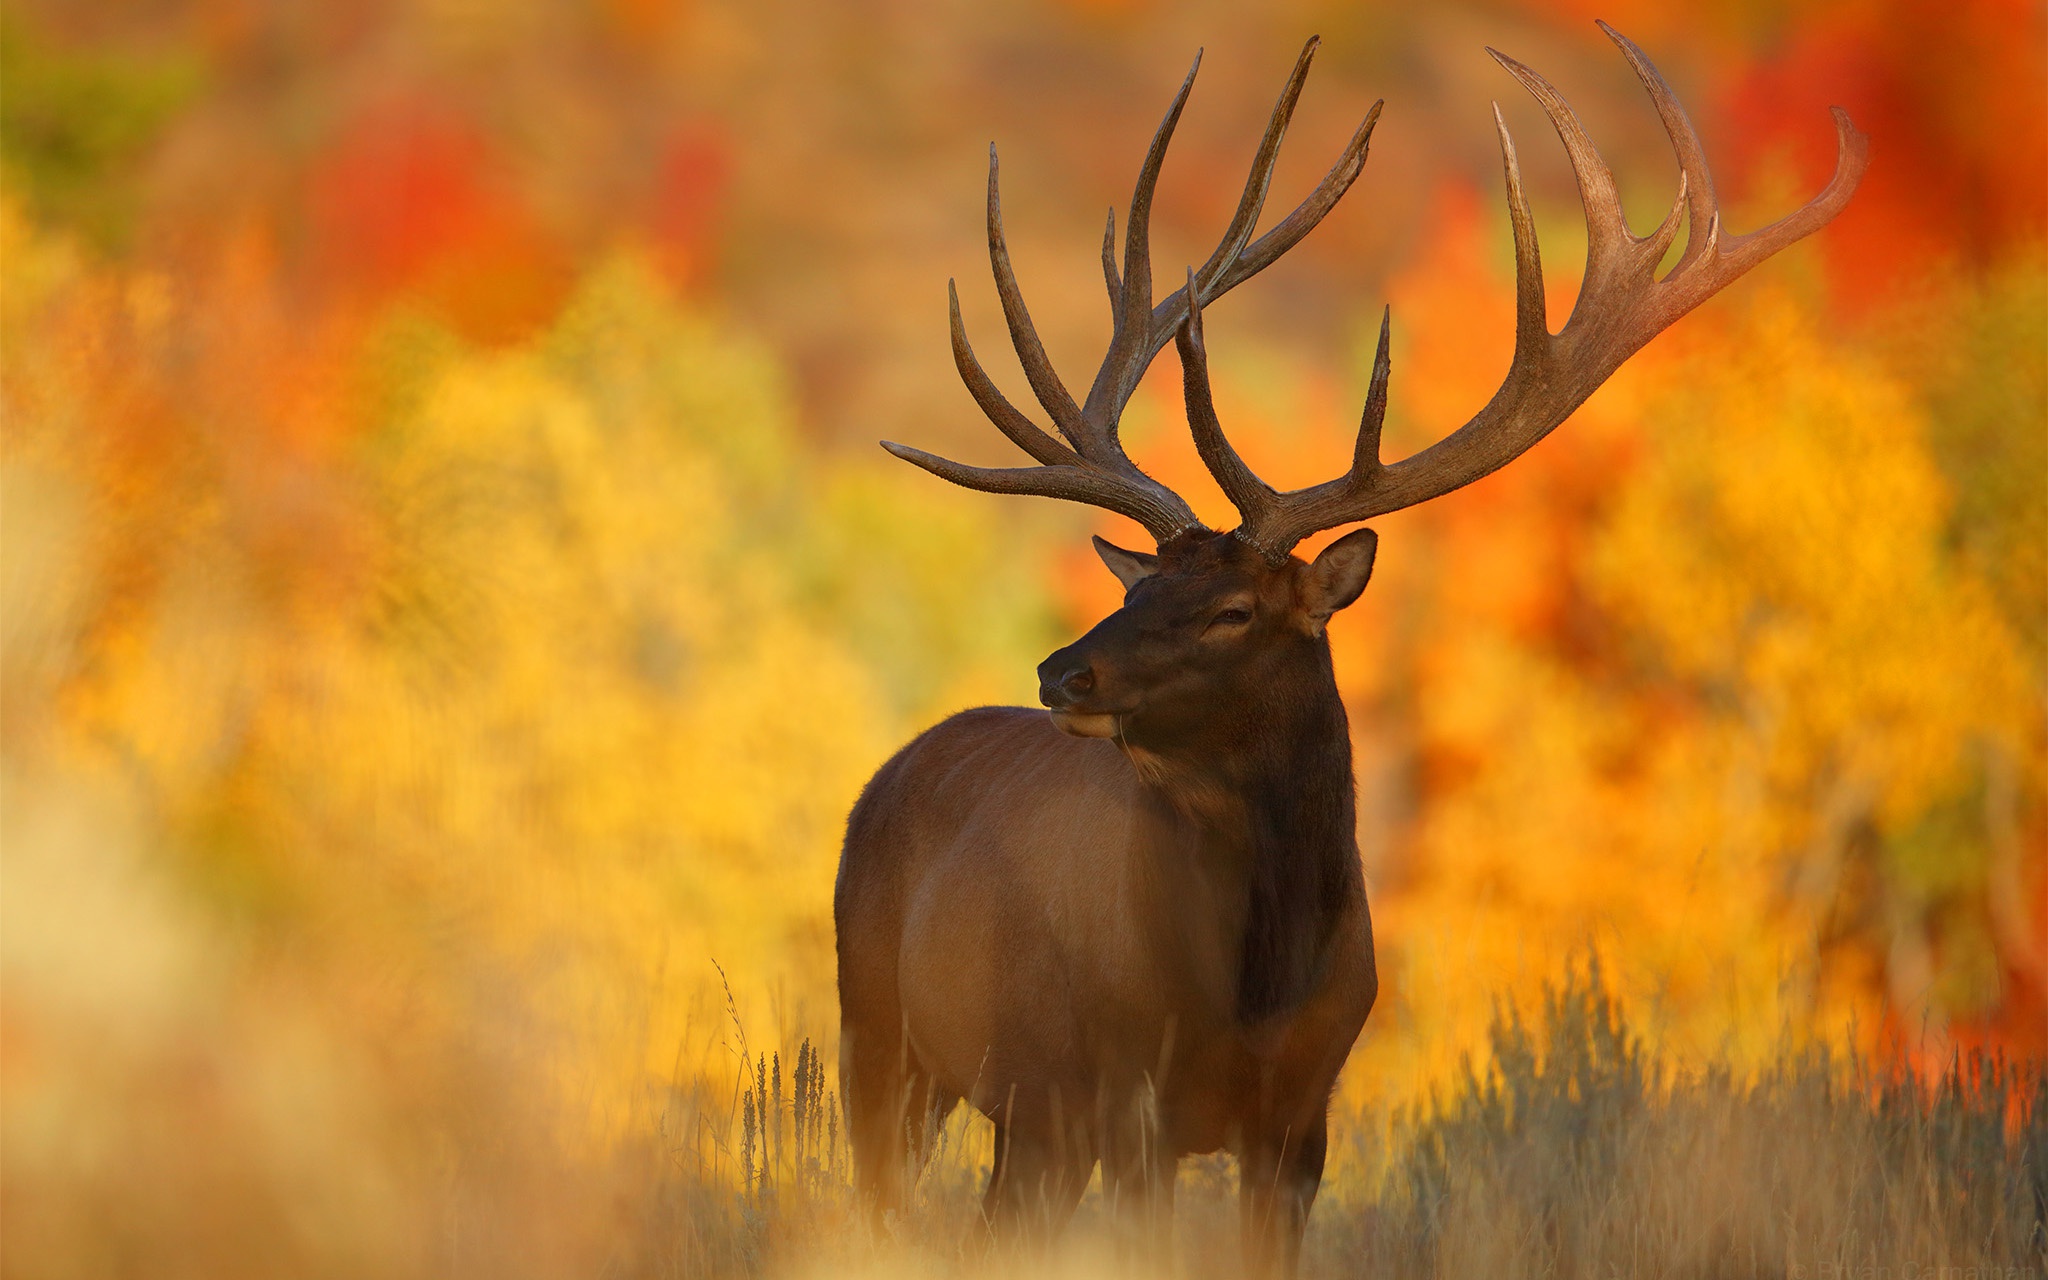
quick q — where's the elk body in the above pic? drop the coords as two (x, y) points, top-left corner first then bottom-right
(835, 24), (1864, 1274)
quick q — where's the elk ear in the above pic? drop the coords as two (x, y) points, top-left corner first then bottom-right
(1301, 527), (1378, 634)
(1092, 536), (1159, 591)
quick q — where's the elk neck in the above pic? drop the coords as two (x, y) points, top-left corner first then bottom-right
(1123, 636), (1361, 1024)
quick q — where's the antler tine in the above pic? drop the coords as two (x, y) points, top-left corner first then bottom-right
(1121, 53), (1204, 343)
(1492, 102), (1549, 371)
(1083, 39), (1383, 434)
(1176, 283), (1399, 560)
(878, 440), (1199, 538)
(1713, 107), (1865, 272)
(889, 41), (1385, 547)
(890, 273), (1200, 542)
(1076, 52), (1202, 446)
(1487, 48), (1645, 301)
(987, 145), (1087, 447)
(1600, 22), (1719, 273)
(1177, 266), (1278, 529)
(1179, 282), (1400, 552)
(947, 279), (1084, 467)
(1194, 37), (1320, 291)
(1230, 25), (1868, 559)
(1352, 305), (1392, 482)
(1602, 23), (1868, 313)
(1100, 207), (1121, 317)
(1602, 23), (1860, 288)
(1203, 98), (1382, 305)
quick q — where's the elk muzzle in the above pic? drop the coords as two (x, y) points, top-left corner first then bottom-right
(1037, 651), (1120, 739)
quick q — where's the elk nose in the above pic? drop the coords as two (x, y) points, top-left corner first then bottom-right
(1037, 661), (1094, 708)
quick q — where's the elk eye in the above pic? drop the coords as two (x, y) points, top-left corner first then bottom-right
(1210, 607), (1253, 628)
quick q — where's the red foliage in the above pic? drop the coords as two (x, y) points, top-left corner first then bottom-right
(305, 98), (570, 342)
(649, 125), (733, 292)
(1714, 0), (2048, 308)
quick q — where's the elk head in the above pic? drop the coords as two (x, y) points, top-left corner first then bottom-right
(1036, 527), (1378, 744)
(884, 25), (1867, 747)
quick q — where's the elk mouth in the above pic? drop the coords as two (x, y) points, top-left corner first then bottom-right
(1048, 708), (1125, 739)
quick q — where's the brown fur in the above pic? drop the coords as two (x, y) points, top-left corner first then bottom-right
(835, 530), (1380, 1274)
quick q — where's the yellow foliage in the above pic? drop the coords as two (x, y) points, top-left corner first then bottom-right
(1593, 289), (2029, 829)
(1, 212), (1058, 1207)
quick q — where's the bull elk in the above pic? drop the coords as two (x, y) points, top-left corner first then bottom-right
(836, 23), (1864, 1273)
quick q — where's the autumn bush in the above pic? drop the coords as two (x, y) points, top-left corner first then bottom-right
(1325, 963), (2046, 1278)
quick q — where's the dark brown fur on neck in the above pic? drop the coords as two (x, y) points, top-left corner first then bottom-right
(1103, 533), (1363, 1025)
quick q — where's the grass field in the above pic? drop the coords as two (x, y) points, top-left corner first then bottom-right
(582, 967), (2047, 1279)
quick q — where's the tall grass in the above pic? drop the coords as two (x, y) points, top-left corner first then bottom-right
(602, 966), (2046, 1279)
(1317, 963), (2047, 1278)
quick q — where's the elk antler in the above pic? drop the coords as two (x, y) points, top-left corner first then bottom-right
(882, 37), (1383, 543)
(1182, 22), (1869, 560)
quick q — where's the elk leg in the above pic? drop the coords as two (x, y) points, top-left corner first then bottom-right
(843, 1025), (955, 1226)
(980, 1111), (1091, 1246)
(1238, 1111), (1327, 1279)
(903, 1073), (961, 1187)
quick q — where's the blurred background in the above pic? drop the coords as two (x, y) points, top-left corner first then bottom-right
(2, 0), (2042, 1275)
